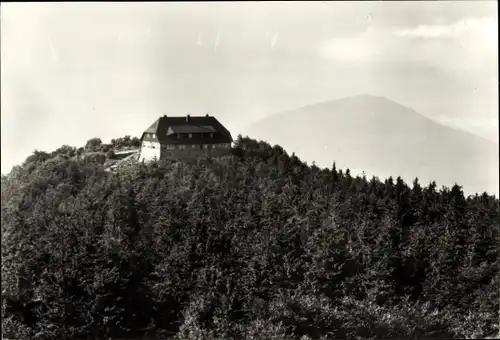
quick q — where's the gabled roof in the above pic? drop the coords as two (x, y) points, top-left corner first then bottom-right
(166, 125), (215, 135)
(144, 120), (159, 134)
(141, 115), (233, 144)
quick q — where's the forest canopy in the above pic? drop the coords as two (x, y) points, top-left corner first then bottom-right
(1, 135), (499, 339)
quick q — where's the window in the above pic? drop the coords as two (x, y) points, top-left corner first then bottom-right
(212, 144), (216, 149)
(192, 145), (196, 149)
(189, 133), (192, 139)
(204, 144), (208, 149)
(210, 133), (214, 138)
(152, 134), (156, 139)
(166, 144), (175, 150)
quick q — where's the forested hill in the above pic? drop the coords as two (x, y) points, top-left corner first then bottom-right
(2, 135), (499, 340)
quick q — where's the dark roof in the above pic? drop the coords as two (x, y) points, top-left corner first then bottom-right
(142, 115), (233, 144)
(167, 125), (215, 135)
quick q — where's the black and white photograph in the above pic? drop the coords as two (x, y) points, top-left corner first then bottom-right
(1, 1), (498, 339)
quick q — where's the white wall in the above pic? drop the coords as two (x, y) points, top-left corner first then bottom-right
(139, 141), (161, 162)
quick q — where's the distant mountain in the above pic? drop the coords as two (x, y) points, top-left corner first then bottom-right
(244, 94), (499, 195)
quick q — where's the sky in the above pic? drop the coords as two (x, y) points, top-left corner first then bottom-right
(1, 1), (498, 174)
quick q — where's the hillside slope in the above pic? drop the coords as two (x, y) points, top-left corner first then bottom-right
(1, 137), (499, 339)
(244, 95), (499, 195)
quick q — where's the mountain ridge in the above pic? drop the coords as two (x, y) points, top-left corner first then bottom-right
(259, 94), (496, 144)
(244, 94), (499, 195)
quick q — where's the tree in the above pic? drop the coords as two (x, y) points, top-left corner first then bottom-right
(85, 137), (103, 150)
(110, 135), (141, 149)
(2, 135), (499, 339)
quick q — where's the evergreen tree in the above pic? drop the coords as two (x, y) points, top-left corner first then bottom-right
(2, 137), (498, 340)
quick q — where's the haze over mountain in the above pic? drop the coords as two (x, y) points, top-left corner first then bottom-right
(244, 95), (499, 196)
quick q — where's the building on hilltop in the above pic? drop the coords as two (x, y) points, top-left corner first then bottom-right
(139, 114), (233, 162)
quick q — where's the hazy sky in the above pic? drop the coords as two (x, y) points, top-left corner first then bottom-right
(1, 1), (498, 174)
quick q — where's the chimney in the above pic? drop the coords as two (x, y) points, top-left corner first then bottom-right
(163, 114), (167, 118)
(186, 114), (190, 122)
(205, 113), (209, 117)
